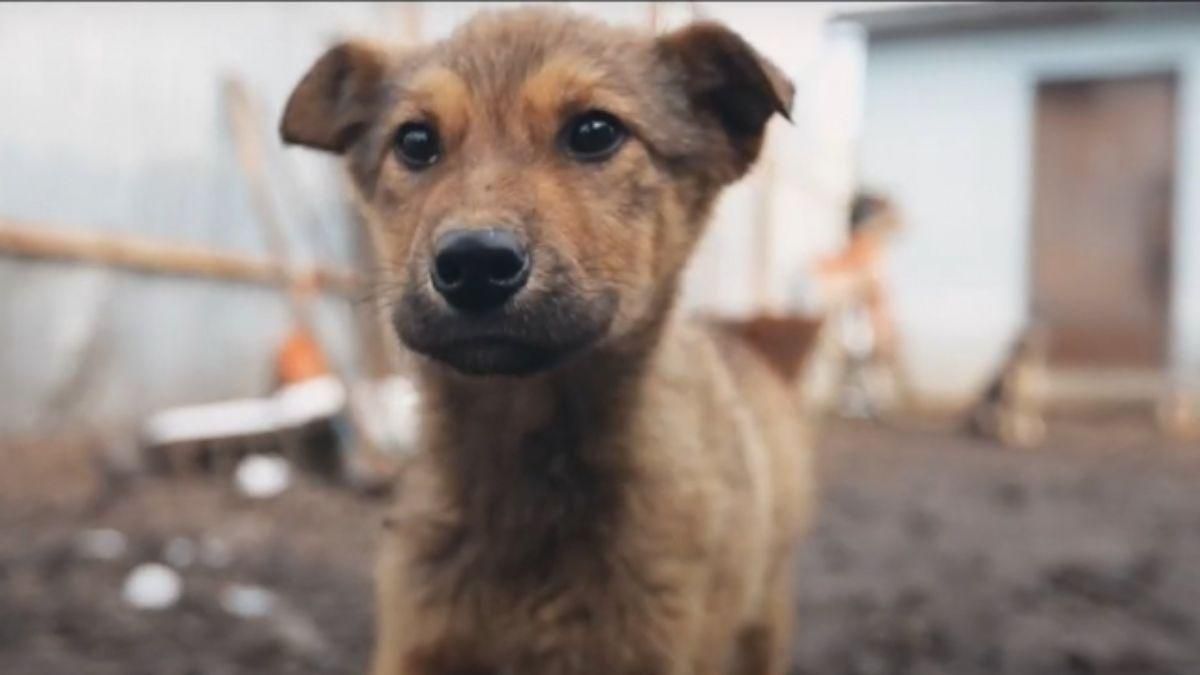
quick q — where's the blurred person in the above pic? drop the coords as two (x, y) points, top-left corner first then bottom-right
(795, 189), (910, 418)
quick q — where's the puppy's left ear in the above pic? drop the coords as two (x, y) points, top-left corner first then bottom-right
(657, 22), (793, 180)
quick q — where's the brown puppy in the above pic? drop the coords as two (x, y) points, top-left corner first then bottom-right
(281, 7), (814, 674)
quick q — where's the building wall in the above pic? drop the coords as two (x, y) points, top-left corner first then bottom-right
(858, 14), (1200, 401)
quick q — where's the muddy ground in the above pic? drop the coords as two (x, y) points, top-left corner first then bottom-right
(2, 413), (1198, 675)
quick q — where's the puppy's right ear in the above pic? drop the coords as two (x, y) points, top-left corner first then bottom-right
(280, 41), (391, 153)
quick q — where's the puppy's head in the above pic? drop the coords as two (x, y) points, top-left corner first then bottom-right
(281, 8), (791, 377)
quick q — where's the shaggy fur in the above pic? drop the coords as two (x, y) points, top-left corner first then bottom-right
(281, 7), (815, 674)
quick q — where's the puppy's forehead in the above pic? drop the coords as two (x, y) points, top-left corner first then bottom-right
(441, 8), (641, 89)
(400, 9), (649, 121)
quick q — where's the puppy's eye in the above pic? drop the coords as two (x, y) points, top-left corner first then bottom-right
(394, 122), (441, 169)
(562, 110), (626, 162)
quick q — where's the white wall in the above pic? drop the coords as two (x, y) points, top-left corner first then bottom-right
(859, 14), (1200, 401)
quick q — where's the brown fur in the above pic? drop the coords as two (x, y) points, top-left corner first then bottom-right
(281, 7), (814, 674)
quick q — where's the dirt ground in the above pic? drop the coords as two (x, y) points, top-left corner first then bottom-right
(2, 413), (1198, 675)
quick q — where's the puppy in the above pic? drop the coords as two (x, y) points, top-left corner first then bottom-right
(281, 7), (815, 674)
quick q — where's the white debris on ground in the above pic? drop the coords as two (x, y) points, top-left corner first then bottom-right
(234, 454), (291, 499)
(270, 601), (333, 660)
(218, 582), (332, 660)
(273, 376), (348, 428)
(73, 528), (128, 561)
(162, 536), (197, 568)
(140, 375), (347, 447)
(121, 562), (182, 610)
(200, 536), (233, 569)
(219, 583), (277, 619)
(141, 396), (278, 446)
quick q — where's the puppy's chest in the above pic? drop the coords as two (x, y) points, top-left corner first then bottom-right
(391, 463), (664, 674)
(420, 459), (617, 584)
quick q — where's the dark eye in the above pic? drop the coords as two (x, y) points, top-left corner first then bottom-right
(394, 122), (441, 169)
(563, 110), (626, 161)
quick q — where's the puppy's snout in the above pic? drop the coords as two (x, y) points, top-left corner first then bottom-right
(430, 228), (531, 312)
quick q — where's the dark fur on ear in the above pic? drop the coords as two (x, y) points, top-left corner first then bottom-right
(657, 22), (794, 179)
(280, 41), (392, 153)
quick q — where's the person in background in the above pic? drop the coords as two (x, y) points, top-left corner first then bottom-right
(803, 190), (911, 418)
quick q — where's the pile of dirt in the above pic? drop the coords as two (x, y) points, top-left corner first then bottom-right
(1, 414), (1197, 674)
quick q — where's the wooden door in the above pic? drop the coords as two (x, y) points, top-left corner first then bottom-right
(1030, 72), (1176, 368)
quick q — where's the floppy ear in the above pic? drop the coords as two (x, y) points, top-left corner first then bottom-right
(657, 22), (793, 179)
(280, 41), (392, 153)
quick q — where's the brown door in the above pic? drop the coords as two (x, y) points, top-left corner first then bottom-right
(1030, 72), (1176, 368)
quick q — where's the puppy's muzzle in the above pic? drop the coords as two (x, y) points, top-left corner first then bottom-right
(395, 229), (618, 378)
(430, 228), (531, 313)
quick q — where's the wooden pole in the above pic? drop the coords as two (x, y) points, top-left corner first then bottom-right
(221, 76), (394, 468)
(0, 220), (359, 293)
(752, 148), (778, 314)
(223, 78), (317, 327)
(401, 2), (424, 44)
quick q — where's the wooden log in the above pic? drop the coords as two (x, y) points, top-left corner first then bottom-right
(0, 219), (360, 294)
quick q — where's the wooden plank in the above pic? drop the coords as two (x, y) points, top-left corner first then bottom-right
(0, 219), (360, 294)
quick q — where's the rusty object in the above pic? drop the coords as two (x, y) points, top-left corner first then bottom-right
(277, 329), (332, 386)
(714, 313), (826, 382)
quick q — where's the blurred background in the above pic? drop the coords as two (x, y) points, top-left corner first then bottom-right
(2, 2), (1199, 674)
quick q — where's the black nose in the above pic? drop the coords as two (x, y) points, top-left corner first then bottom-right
(430, 228), (531, 312)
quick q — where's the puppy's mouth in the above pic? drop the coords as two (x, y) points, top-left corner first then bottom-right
(421, 336), (570, 377)
(393, 288), (618, 377)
